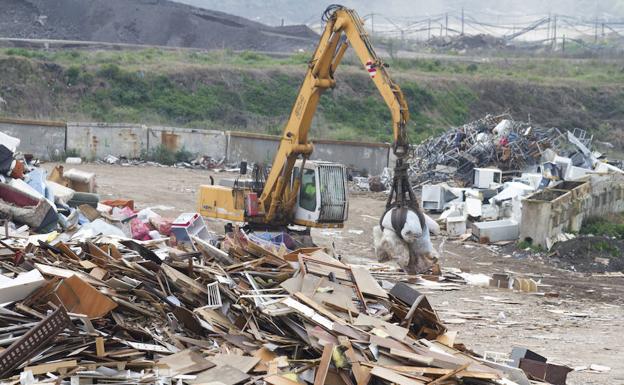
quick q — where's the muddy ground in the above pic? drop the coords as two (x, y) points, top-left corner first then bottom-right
(44, 163), (624, 385)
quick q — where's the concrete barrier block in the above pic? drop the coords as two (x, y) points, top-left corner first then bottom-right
(226, 131), (390, 175)
(148, 126), (226, 159)
(0, 119), (65, 160)
(67, 122), (147, 160)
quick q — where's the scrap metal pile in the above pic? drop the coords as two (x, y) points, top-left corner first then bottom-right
(367, 115), (624, 250)
(407, 114), (596, 186)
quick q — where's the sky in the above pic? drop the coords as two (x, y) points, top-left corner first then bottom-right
(174, 0), (624, 26)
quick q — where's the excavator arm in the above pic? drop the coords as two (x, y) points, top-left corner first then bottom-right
(259, 5), (417, 225)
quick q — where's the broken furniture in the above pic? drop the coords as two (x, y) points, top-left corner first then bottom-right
(171, 212), (213, 249)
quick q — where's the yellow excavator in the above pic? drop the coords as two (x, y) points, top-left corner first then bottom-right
(198, 5), (419, 229)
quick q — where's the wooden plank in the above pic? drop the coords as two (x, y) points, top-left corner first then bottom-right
(326, 369), (351, 385)
(156, 349), (215, 375)
(78, 204), (100, 222)
(332, 322), (369, 341)
(173, 336), (214, 350)
(338, 337), (367, 385)
(280, 275), (303, 294)
(357, 366), (372, 385)
(161, 264), (208, 295)
(314, 343), (335, 385)
(385, 366), (500, 380)
(370, 366), (426, 385)
(25, 360), (78, 375)
(112, 297), (153, 317)
(209, 354), (260, 374)
(323, 301), (360, 317)
(87, 242), (112, 263)
(389, 348), (434, 366)
(79, 260), (98, 270)
(302, 275), (359, 314)
(109, 244), (123, 260)
(35, 263), (103, 286)
(369, 335), (411, 353)
(427, 363), (470, 385)
(302, 251), (350, 281)
(338, 370), (356, 385)
(95, 337), (105, 357)
(190, 364), (249, 385)
(351, 266), (388, 299)
(420, 342), (500, 374)
(53, 275), (117, 318)
(436, 331), (458, 348)
(252, 347), (277, 373)
(294, 292), (341, 323)
(355, 314), (408, 341)
(89, 267), (109, 281)
(56, 243), (80, 261)
(264, 375), (302, 385)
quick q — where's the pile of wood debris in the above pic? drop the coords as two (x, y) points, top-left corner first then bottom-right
(0, 227), (551, 385)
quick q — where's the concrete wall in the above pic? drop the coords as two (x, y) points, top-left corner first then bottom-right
(226, 132), (279, 166)
(520, 174), (624, 249)
(0, 118), (65, 160)
(313, 140), (389, 175)
(67, 122), (148, 160)
(226, 131), (390, 175)
(0, 118), (390, 173)
(590, 173), (624, 214)
(149, 126), (226, 160)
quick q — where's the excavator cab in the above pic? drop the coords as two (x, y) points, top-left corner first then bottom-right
(197, 160), (348, 228)
(291, 160), (348, 227)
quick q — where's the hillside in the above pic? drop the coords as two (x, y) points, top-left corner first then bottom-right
(0, 0), (317, 52)
(0, 48), (623, 149)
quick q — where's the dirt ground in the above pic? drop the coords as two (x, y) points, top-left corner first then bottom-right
(45, 163), (624, 385)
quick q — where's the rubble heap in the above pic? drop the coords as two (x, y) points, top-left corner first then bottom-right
(101, 154), (224, 170)
(0, 132), (561, 384)
(0, 226), (559, 384)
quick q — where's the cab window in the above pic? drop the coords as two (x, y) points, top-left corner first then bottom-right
(299, 168), (317, 211)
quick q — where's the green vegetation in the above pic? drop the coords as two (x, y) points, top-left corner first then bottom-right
(65, 148), (81, 158)
(71, 60), (472, 141)
(2, 48), (309, 70)
(142, 145), (195, 165)
(0, 47), (623, 142)
(4, 47), (622, 84)
(591, 239), (620, 257)
(517, 239), (544, 253)
(48, 148), (81, 161)
(580, 215), (624, 239)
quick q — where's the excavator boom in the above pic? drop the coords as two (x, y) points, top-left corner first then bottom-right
(198, 5), (417, 227)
